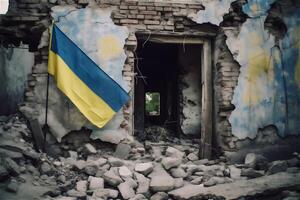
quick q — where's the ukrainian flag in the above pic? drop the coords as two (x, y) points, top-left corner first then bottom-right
(48, 24), (130, 128)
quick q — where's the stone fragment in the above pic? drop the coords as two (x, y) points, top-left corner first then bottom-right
(76, 180), (87, 192)
(5, 158), (20, 175)
(187, 153), (198, 161)
(124, 177), (138, 189)
(88, 176), (104, 190)
(245, 153), (268, 170)
(67, 189), (86, 198)
(119, 166), (133, 179)
(191, 177), (203, 185)
(268, 160), (288, 174)
(84, 143), (97, 154)
(93, 130), (126, 144)
(150, 192), (169, 200)
(92, 188), (118, 199)
(169, 172), (300, 200)
(114, 143), (131, 159)
(174, 178), (184, 188)
(135, 172), (150, 195)
(118, 181), (136, 199)
(150, 174), (174, 192)
(103, 169), (123, 186)
(193, 159), (209, 165)
(228, 165), (241, 180)
(108, 157), (124, 167)
(129, 194), (147, 200)
(170, 167), (187, 178)
(165, 147), (184, 159)
(241, 168), (264, 178)
(161, 157), (181, 170)
(135, 162), (154, 175)
(84, 165), (97, 176)
(57, 175), (66, 183)
(68, 151), (78, 160)
(95, 158), (107, 166)
(39, 162), (53, 175)
(6, 179), (19, 193)
(203, 177), (217, 187)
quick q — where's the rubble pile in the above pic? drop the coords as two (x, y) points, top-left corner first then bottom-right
(0, 115), (299, 200)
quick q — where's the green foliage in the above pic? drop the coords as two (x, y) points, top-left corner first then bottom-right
(145, 92), (160, 116)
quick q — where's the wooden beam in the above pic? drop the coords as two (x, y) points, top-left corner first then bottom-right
(200, 39), (213, 159)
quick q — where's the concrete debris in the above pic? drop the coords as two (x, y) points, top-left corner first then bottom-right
(119, 166), (133, 179)
(268, 160), (288, 175)
(0, 115), (299, 200)
(161, 157), (182, 170)
(135, 162), (154, 175)
(103, 168), (123, 186)
(114, 143), (131, 159)
(118, 181), (136, 199)
(135, 172), (150, 195)
(84, 143), (97, 154)
(244, 153), (269, 170)
(88, 176), (104, 190)
(241, 168), (264, 178)
(169, 172), (300, 200)
(150, 192), (169, 200)
(76, 180), (87, 192)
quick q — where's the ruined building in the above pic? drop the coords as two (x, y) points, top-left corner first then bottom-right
(0, 0), (300, 199)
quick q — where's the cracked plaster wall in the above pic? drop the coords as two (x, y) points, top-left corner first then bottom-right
(227, 0), (300, 140)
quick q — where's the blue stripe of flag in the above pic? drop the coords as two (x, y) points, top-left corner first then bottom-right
(50, 24), (130, 112)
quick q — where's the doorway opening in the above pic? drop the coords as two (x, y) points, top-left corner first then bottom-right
(134, 34), (205, 141)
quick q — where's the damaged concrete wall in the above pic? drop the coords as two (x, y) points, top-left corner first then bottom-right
(227, 0), (300, 140)
(32, 6), (131, 142)
(0, 0), (299, 155)
(178, 45), (202, 135)
(0, 45), (34, 115)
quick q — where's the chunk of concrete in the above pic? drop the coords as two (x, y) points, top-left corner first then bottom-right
(88, 176), (104, 190)
(187, 153), (198, 161)
(268, 160), (288, 174)
(84, 143), (97, 154)
(103, 169), (123, 186)
(135, 172), (150, 195)
(108, 157), (124, 167)
(150, 192), (169, 200)
(170, 167), (187, 178)
(135, 162), (154, 175)
(162, 157), (181, 170)
(244, 153), (268, 170)
(150, 174), (175, 192)
(114, 143), (131, 159)
(119, 166), (133, 179)
(76, 180), (87, 192)
(118, 181), (136, 199)
(169, 172), (300, 200)
(165, 147), (184, 159)
(241, 168), (264, 178)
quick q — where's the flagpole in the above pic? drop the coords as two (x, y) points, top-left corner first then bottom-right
(43, 73), (50, 151)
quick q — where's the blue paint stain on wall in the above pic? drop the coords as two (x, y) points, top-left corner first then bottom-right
(229, 0), (300, 139)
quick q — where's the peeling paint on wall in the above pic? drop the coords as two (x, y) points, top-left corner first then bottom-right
(38, 6), (130, 142)
(228, 0), (300, 139)
(188, 0), (235, 25)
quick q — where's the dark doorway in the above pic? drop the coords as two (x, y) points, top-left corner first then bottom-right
(134, 36), (202, 140)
